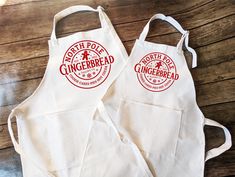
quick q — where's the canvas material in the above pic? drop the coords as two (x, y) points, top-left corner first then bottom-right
(102, 13), (232, 177)
(77, 100), (154, 177)
(8, 5), (153, 177)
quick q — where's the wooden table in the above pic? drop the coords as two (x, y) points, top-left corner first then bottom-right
(0, 0), (234, 176)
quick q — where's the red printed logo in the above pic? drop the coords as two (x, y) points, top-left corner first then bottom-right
(59, 40), (114, 89)
(134, 52), (179, 92)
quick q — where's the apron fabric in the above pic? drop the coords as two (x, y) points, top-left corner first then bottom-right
(77, 101), (153, 177)
(8, 5), (152, 177)
(102, 13), (232, 177)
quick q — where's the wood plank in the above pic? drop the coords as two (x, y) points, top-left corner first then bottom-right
(0, 56), (48, 84)
(0, 14), (234, 66)
(119, 0), (235, 42)
(1, 0), (153, 7)
(134, 36), (235, 68)
(0, 78), (41, 107)
(1, 48), (234, 86)
(0, 37), (49, 64)
(196, 79), (235, 107)
(92, 0), (154, 7)
(145, 15), (235, 49)
(0, 123), (17, 149)
(192, 59), (235, 85)
(0, 0), (229, 44)
(195, 37), (235, 67)
(173, 0), (235, 31)
(0, 34), (234, 86)
(0, 75), (233, 110)
(201, 102), (235, 125)
(0, 147), (22, 177)
(189, 16), (235, 48)
(125, 37), (235, 67)
(0, 72), (234, 125)
(0, 40), (234, 124)
(1, 14), (234, 66)
(0, 0), (234, 175)
(205, 147), (235, 177)
(0, 105), (16, 125)
(205, 123), (235, 151)
(0, 0), (42, 6)
(143, 16), (235, 67)
(0, 3), (234, 64)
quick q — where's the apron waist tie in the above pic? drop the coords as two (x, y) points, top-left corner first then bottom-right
(8, 110), (56, 177)
(204, 118), (232, 161)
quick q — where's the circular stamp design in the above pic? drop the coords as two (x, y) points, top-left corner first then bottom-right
(59, 40), (114, 89)
(134, 52), (179, 92)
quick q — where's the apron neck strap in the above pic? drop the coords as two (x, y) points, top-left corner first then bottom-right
(50, 5), (107, 42)
(139, 14), (197, 68)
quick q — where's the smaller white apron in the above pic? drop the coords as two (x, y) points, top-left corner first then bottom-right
(102, 13), (232, 177)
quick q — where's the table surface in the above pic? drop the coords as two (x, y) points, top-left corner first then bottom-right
(0, 0), (234, 177)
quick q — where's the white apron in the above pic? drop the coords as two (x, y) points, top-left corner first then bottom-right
(103, 14), (232, 177)
(8, 5), (152, 177)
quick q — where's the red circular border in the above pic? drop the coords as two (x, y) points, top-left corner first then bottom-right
(136, 52), (178, 92)
(62, 40), (112, 89)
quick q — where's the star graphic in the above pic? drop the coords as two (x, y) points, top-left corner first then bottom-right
(155, 62), (162, 69)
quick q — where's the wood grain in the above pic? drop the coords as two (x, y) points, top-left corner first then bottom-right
(0, 104), (16, 125)
(205, 149), (235, 176)
(0, 0), (230, 45)
(0, 56), (48, 84)
(1, 37), (234, 85)
(196, 79), (235, 107)
(0, 123), (17, 149)
(195, 37), (235, 67)
(0, 18), (234, 86)
(0, 77), (234, 120)
(145, 15), (235, 51)
(201, 102), (235, 125)
(1, 0), (42, 6)
(1, 1), (234, 64)
(192, 59), (235, 85)
(0, 78), (41, 107)
(0, 0), (234, 176)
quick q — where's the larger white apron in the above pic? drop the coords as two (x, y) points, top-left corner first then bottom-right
(7, 5), (151, 177)
(103, 13), (232, 177)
